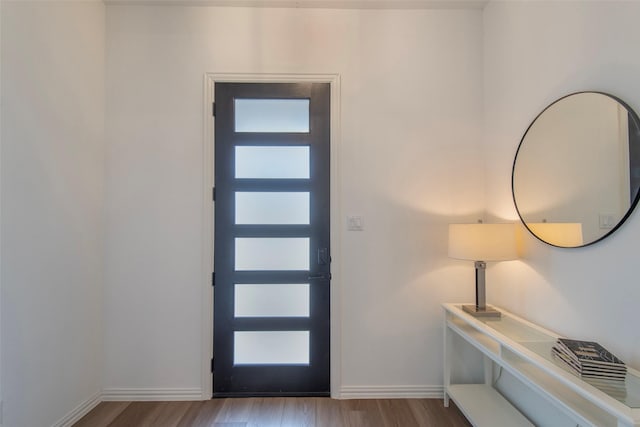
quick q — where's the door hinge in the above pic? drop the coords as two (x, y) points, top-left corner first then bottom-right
(212, 187), (216, 201)
(212, 102), (216, 117)
(212, 272), (215, 286)
(211, 357), (214, 373)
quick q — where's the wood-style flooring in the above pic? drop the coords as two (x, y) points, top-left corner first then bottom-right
(73, 398), (471, 427)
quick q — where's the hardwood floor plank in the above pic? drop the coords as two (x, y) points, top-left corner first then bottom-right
(315, 397), (347, 427)
(177, 400), (225, 427)
(106, 401), (162, 426)
(376, 399), (419, 427)
(214, 397), (256, 424)
(281, 397), (315, 427)
(212, 423), (248, 427)
(144, 401), (192, 427)
(73, 401), (130, 427)
(74, 397), (471, 427)
(407, 399), (471, 427)
(246, 397), (285, 427)
(341, 399), (385, 427)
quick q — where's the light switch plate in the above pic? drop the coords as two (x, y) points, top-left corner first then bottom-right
(347, 215), (364, 231)
(599, 213), (615, 229)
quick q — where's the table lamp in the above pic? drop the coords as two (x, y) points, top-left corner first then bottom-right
(448, 223), (518, 317)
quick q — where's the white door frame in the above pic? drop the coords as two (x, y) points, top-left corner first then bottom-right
(201, 73), (342, 399)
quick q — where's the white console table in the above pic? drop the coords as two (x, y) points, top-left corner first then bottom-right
(443, 303), (640, 427)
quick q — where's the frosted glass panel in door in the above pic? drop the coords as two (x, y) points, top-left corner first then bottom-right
(235, 146), (310, 179)
(235, 192), (309, 225)
(234, 331), (310, 365)
(234, 284), (310, 317)
(235, 99), (309, 133)
(235, 238), (309, 271)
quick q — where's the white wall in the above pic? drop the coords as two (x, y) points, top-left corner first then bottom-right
(1, 2), (105, 426)
(484, 0), (640, 377)
(0, 0), (4, 418)
(104, 5), (484, 396)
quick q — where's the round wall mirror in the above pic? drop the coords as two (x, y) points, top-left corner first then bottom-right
(512, 92), (640, 247)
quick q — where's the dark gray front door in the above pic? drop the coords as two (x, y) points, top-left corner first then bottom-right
(213, 82), (331, 397)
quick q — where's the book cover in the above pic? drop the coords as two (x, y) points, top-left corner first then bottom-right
(557, 338), (626, 368)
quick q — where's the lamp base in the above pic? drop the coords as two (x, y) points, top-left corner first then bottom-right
(462, 304), (501, 318)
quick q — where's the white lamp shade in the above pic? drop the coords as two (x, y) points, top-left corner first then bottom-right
(448, 223), (518, 261)
(527, 222), (583, 247)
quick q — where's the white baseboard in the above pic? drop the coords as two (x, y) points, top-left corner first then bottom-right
(339, 385), (444, 399)
(51, 390), (102, 427)
(102, 387), (203, 401)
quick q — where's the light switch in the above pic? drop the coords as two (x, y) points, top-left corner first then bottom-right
(347, 215), (364, 231)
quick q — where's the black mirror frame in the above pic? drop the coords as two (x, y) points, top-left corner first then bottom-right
(512, 91), (640, 248)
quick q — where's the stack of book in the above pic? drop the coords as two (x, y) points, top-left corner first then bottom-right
(582, 377), (627, 400)
(552, 338), (627, 383)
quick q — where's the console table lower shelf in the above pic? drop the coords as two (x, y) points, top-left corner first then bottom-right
(447, 384), (533, 426)
(443, 303), (640, 427)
